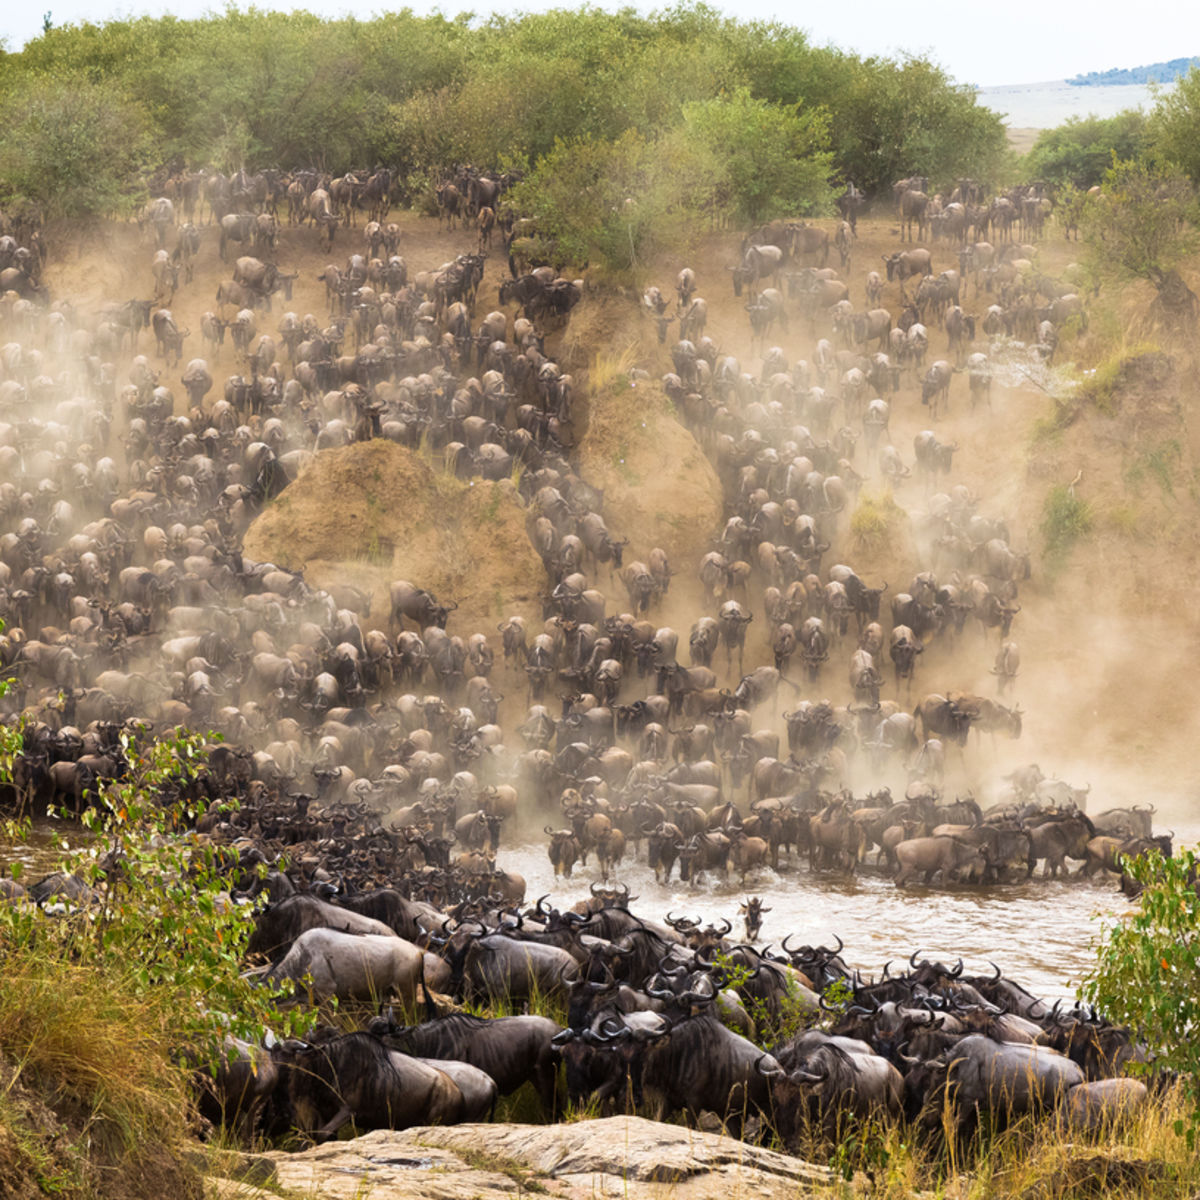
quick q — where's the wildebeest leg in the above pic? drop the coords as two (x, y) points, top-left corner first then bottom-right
(314, 1105), (353, 1142)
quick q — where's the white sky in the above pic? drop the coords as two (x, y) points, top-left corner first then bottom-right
(2, 0), (1197, 88)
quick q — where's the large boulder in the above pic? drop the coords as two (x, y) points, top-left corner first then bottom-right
(210, 1117), (833, 1200)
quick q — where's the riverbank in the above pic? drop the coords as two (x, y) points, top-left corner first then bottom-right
(196, 1103), (1200, 1200)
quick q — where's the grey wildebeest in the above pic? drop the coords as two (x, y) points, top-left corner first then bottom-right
(390, 581), (456, 632)
(283, 1032), (495, 1141)
(731, 244), (785, 297)
(920, 361), (953, 418)
(883, 249), (932, 296)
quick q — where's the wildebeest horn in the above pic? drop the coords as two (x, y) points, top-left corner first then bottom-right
(881, 960), (892, 980)
(754, 1053), (784, 1077)
(910, 949), (923, 969)
(951, 958), (964, 977)
(790, 1066), (826, 1084)
(543, 825), (555, 835)
(590, 882), (604, 895)
(989, 961), (1002, 982)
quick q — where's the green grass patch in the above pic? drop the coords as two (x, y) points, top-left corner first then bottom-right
(1105, 501), (1142, 536)
(456, 1146), (549, 1191)
(1076, 343), (1166, 415)
(1041, 483), (1094, 567)
(1125, 438), (1182, 499)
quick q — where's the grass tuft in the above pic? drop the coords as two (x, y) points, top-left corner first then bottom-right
(1041, 483), (1094, 568)
(849, 489), (905, 553)
(0, 949), (201, 1198)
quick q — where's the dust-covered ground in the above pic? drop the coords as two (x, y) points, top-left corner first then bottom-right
(35, 202), (1200, 963)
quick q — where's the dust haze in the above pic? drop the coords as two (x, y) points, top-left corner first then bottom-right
(5, 202), (1197, 995)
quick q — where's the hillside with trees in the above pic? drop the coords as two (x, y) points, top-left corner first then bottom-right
(0, 4), (1006, 229)
(1069, 57), (1199, 86)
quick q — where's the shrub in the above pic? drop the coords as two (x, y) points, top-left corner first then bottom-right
(1084, 847), (1200, 1147)
(1040, 483), (1093, 566)
(0, 74), (151, 220)
(0, 727), (310, 1183)
(850, 489), (904, 553)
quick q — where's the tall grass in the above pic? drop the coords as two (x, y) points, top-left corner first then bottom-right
(0, 941), (202, 1197)
(810, 1087), (1200, 1200)
(1041, 483), (1094, 568)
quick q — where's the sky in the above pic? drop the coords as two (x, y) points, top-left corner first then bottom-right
(2, 0), (1198, 88)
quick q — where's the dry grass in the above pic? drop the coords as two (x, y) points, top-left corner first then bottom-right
(849, 489), (906, 554)
(0, 948), (202, 1199)
(781, 1084), (1200, 1200)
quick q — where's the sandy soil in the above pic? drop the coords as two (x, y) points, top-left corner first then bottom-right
(41, 202), (1200, 824)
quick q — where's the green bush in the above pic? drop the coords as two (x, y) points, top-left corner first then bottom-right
(0, 727), (310, 1071)
(0, 74), (151, 219)
(3, 7), (1006, 200)
(1084, 847), (1200, 1147)
(1040, 483), (1093, 566)
(1024, 110), (1148, 189)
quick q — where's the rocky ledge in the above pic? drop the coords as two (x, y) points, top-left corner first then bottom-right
(207, 1115), (835, 1199)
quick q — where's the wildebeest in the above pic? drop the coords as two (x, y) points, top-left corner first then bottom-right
(883, 249), (932, 292)
(920, 360), (953, 417)
(894, 836), (988, 887)
(731, 244), (785, 297)
(390, 581), (456, 631)
(282, 1032), (492, 1141)
(371, 1010), (562, 1113)
(264, 928), (423, 1005)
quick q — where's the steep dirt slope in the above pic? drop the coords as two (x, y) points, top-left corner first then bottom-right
(42, 205), (1200, 814)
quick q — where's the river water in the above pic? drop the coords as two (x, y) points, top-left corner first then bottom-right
(976, 79), (1157, 127)
(500, 834), (1196, 1004)
(10, 814), (1193, 1003)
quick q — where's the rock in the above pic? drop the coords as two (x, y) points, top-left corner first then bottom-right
(215, 1116), (833, 1200)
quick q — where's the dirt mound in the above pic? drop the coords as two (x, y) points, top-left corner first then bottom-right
(242, 441), (546, 631)
(566, 293), (723, 568)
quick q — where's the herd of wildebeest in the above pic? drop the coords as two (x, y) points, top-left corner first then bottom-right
(0, 163), (1177, 1149)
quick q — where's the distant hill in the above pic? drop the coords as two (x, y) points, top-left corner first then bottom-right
(1069, 57), (1198, 86)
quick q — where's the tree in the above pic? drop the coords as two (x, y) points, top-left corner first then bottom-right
(505, 129), (672, 276)
(1148, 64), (1200, 184)
(1084, 847), (1200, 1146)
(1024, 110), (1148, 189)
(673, 87), (833, 226)
(830, 54), (1007, 198)
(0, 73), (150, 219)
(1082, 158), (1200, 336)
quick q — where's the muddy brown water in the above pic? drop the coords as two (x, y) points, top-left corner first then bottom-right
(502, 825), (1200, 1004)
(8, 810), (1195, 1003)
